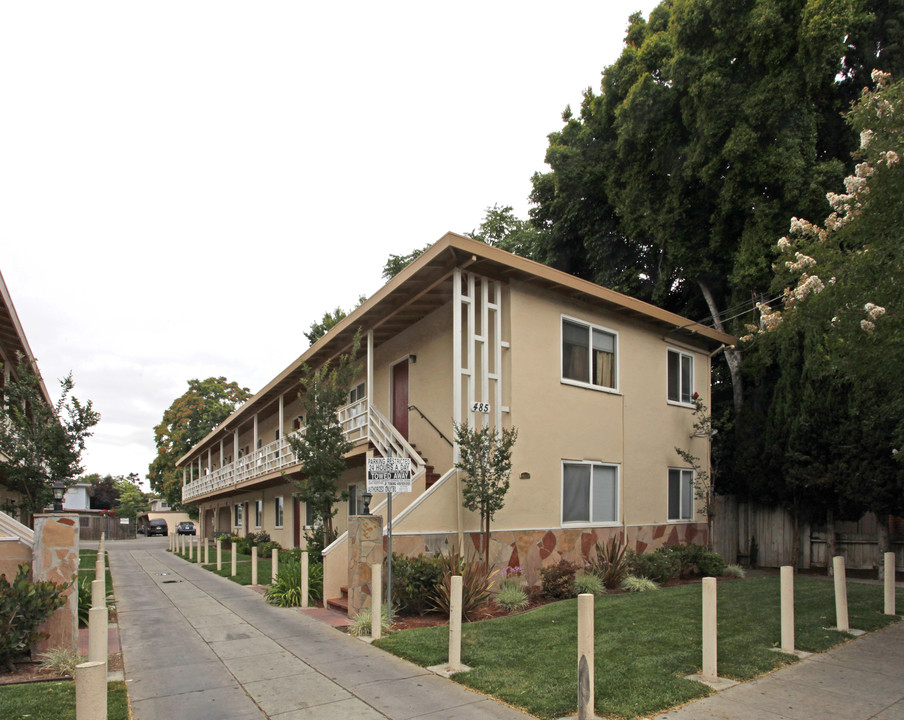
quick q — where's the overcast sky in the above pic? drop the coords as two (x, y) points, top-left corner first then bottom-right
(1, 1), (659, 490)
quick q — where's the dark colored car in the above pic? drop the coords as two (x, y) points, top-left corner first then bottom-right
(147, 518), (168, 537)
(177, 521), (196, 536)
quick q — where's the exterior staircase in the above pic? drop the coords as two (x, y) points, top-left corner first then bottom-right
(409, 445), (441, 488)
(327, 586), (349, 614)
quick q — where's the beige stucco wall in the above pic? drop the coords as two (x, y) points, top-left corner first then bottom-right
(0, 537), (32, 580)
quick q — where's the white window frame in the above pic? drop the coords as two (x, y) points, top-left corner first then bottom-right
(667, 348), (695, 407)
(274, 496), (284, 528)
(304, 501), (321, 529)
(347, 483), (361, 516)
(234, 503), (243, 528)
(560, 315), (619, 393)
(668, 468), (695, 522)
(254, 500), (263, 528)
(560, 460), (620, 526)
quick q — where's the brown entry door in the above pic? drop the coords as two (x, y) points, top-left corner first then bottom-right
(293, 498), (301, 548)
(392, 359), (409, 441)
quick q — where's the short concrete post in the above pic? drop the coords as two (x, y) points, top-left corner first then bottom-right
(197, 537), (203, 564)
(190, 536), (195, 560)
(702, 577), (718, 682)
(87, 605), (108, 671)
(252, 546), (258, 585)
(91, 578), (104, 610)
(780, 566), (795, 652)
(834, 556), (849, 632)
(449, 575), (464, 672)
(577, 593), (595, 720)
(204, 538), (210, 565)
(371, 563), (382, 641)
(217, 539), (222, 570)
(231, 543), (237, 577)
(75, 661), (106, 720)
(884, 552), (896, 615)
(301, 551), (309, 609)
(272, 548), (279, 584)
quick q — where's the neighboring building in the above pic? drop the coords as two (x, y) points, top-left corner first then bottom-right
(176, 233), (735, 601)
(62, 482), (94, 511)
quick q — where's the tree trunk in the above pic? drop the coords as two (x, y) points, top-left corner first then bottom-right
(877, 515), (890, 581)
(698, 280), (743, 416)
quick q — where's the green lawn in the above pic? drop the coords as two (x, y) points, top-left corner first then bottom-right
(0, 680), (129, 719)
(374, 576), (899, 720)
(172, 546), (291, 586)
(78, 549), (113, 598)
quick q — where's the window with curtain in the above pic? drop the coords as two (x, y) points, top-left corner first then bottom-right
(668, 468), (694, 521)
(274, 496), (284, 527)
(562, 318), (617, 390)
(562, 461), (619, 524)
(667, 349), (694, 404)
(255, 500), (263, 528)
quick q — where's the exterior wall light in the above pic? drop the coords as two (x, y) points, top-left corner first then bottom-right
(361, 492), (373, 515)
(519, 472), (531, 480)
(52, 480), (66, 512)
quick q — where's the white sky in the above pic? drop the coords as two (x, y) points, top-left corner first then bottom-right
(1, 1), (659, 489)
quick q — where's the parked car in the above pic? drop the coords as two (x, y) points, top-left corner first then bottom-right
(177, 521), (196, 536)
(147, 518), (168, 537)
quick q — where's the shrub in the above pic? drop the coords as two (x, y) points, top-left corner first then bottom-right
(627, 550), (680, 584)
(540, 559), (578, 600)
(347, 604), (392, 637)
(245, 530), (271, 546)
(257, 541), (282, 557)
(574, 573), (606, 597)
(697, 552), (727, 578)
(212, 531), (233, 548)
(495, 583), (529, 612)
(265, 560), (323, 607)
(724, 564), (746, 578)
(430, 552), (497, 620)
(391, 553), (444, 615)
(588, 535), (629, 589)
(0, 565), (69, 672)
(620, 575), (659, 592)
(38, 646), (85, 677)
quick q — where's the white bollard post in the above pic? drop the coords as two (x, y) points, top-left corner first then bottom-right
(252, 546), (258, 585)
(780, 566), (795, 653)
(702, 577), (718, 682)
(371, 563), (382, 641)
(272, 548), (279, 584)
(197, 537), (203, 564)
(87, 606), (108, 671)
(204, 538), (210, 565)
(448, 575), (463, 672)
(577, 593), (595, 720)
(95, 546), (104, 581)
(884, 552), (896, 616)
(834, 556), (849, 632)
(91, 578), (104, 610)
(75, 661), (107, 720)
(231, 543), (237, 577)
(217, 539), (223, 570)
(301, 551), (309, 609)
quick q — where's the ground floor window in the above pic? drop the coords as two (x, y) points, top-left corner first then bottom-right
(274, 496), (284, 528)
(668, 468), (695, 521)
(234, 503), (243, 528)
(561, 461), (619, 524)
(348, 484), (363, 516)
(255, 500), (263, 528)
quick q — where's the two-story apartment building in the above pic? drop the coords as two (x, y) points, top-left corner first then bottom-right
(177, 233), (735, 600)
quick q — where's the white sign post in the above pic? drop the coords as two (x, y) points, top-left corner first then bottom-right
(367, 456), (413, 618)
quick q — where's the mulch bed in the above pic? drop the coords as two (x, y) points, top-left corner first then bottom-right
(0, 653), (123, 686)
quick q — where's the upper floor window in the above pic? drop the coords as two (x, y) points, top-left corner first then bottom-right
(348, 381), (366, 404)
(562, 317), (617, 391)
(667, 349), (694, 405)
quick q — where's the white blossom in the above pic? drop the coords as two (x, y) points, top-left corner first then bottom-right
(844, 175), (869, 195)
(786, 252), (817, 273)
(777, 236), (792, 251)
(855, 162), (875, 178)
(860, 129), (875, 149)
(793, 274), (825, 302)
(872, 69), (892, 87)
(886, 150), (900, 167)
(861, 319), (876, 332)
(865, 303), (886, 320)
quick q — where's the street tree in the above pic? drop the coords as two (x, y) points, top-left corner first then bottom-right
(0, 360), (100, 518)
(149, 377), (251, 509)
(287, 332), (361, 555)
(454, 422), (518, 565)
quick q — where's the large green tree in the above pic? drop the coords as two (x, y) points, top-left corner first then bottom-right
(0, 361), (99, 518)
(530, 0), (904, 413)
(149, 377), (250, 508)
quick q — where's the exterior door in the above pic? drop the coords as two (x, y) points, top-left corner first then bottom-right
(293, 497), (301, 547)
(392, 359), (409, 441)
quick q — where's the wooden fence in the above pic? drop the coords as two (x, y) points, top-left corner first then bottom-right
(712, 495), (903, 571)
(77, 513), (137, 541)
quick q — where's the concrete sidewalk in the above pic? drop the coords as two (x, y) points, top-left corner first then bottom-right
(652, 610), (904, 720)
(107, 538), (532, 719)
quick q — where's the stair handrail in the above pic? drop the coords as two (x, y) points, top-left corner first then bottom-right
(407, 404), (454, 447)
(0, 510), (34, 548)
(367, 404), (426, 470)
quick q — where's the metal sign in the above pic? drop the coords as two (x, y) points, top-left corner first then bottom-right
(366, 457), (412, 493)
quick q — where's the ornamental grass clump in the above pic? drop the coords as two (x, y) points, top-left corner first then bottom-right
(430, 552), (497, 620)
(574, 573), (606, 596)
(495, 579), (529, 612)
(620, 575), (660, 592)
(724, 564), (747, 578)
(588, 535), (629, 589)
(265, 560), (323, 607)
(38, 647), (85, 677)
(348, 604), (392, 637)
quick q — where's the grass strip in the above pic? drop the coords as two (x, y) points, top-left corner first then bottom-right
(374, 575), (899, 720)
(0, 680), (129, 719)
